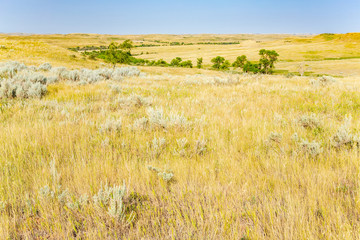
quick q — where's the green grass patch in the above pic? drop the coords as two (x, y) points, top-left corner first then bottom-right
(324, 56), (360, 60)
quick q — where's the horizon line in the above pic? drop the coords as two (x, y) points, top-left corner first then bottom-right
(2, 32), (353, 36)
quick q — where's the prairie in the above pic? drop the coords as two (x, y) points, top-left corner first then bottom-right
(1, 33), (360, 75)
(0, 33), (360, 239)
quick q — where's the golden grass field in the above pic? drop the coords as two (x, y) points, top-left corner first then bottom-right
(1, 33), (360, 239)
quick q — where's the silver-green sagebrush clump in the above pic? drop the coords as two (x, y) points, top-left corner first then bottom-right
(331, 115), (360, 148)
(147, 165), (174, 182)
(0, 61), (143, 99)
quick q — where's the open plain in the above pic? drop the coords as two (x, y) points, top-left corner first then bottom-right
(1, 33), (360, 239)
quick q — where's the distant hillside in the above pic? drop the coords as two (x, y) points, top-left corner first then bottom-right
(315, 33), (360, 42)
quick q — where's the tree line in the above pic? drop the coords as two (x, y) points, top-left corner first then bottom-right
(211, 49), (279, 74)
(83, 40), (279, 74)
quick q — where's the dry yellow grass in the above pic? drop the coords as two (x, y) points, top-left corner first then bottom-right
(1, 33), (360, 239)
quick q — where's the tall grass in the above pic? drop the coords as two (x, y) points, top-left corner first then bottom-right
(1, 63), (360, 239)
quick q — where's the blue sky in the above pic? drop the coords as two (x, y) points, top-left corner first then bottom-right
(0, 0), (359, 34)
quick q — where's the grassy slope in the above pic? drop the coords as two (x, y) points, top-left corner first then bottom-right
(1, 33), (360, 239)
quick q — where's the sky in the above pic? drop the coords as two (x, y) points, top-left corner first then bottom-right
(0, 0), (359, 34)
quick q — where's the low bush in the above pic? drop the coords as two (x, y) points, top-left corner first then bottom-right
(0, 61), (143, 99)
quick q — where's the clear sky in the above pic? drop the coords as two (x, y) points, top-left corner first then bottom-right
(0, 0), (359, 34)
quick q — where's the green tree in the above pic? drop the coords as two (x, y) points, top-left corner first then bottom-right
(104, 42), (131, 68)
(211, 56), (225, 69)
(220, 60), (230, 70)
(170, 57), (182, 66)
(119, 39), (134, 53)
(104, 42), (120, 68)
(259, 49), (279, 74)
(196, 57), (203, 69)
(232, 55), (247, 69)
(211, 56), (231, 70)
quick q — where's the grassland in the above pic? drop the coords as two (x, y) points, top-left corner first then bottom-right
(1, 33), (360, 239)
(1, 33), (360, 75)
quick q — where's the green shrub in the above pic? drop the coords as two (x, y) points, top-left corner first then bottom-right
(196, 58), (203, 69)
(170, 57), (182, 67)
(243, 62), (260, 73)
(180, 60), (193, 68)
(88, 54), (97, 60)
(155, 59), (168, 67)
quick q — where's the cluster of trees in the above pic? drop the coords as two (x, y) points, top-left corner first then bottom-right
(85, 41), (195, 68)
(135, 44), (160, 48)
(84, 40), (279, 74)
(132, 57), (203, 69)
(127, 57), (194, 68)
(94, 40), (135, 68)
(168, 41), (240, 46)
(143, 58), (192, 68)
(211, 57), (231, 70)
(211, 49), (279, 74)
(70, 41), (242, 53)
(169, 57), (193, 68)
(69, 45), (107, 52)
